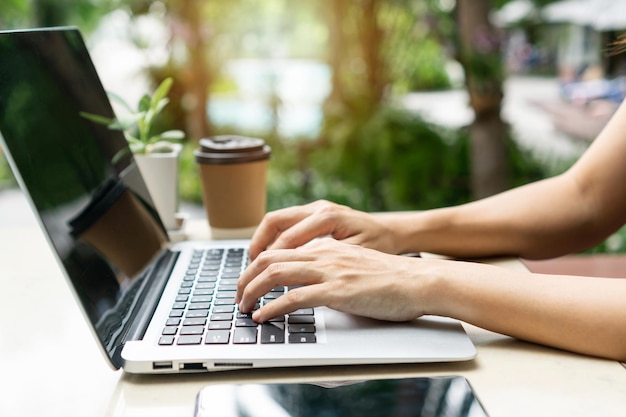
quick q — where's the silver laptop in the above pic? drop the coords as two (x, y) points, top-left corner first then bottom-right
(0, 27), (476, 374)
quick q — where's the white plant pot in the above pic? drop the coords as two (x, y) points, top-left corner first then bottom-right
(134, 143), (183, 231)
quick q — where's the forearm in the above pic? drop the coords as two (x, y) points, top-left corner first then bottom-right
(376, 174), (605, 259)
(379, 101), (626, 259)
(421, 259), (626, 361)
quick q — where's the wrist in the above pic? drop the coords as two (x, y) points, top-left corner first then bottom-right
(373, 211), (423, 254)
(415, 258), (451, 316)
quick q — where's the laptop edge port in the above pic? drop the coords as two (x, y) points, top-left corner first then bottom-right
(152, 361), (173, 370)
(180, 362), (207, 371)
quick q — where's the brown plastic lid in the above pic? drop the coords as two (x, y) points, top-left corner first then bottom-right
(195, 135), (271, 164)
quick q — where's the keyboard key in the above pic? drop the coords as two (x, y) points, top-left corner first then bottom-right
(214, 298), (236, 306)
(213, 305), (235, 314)
(233, 327), (257, 344)
(197, 276), (218, 282)
(290, 308), (314, 316)
(193, 289), (214, 296)
(205, 330), (230, 344)
(180, 326), (205, 335)
(216, 292), (236, 299)
(177, 335), (202, 345)
(191, 296), (213, 303)
(209, 321), (232, 330)
(261, 323), (285, 344)
(188, 302), (212, 310)
(218, 284), (237, 291)
(186, 310), (209, 318)
(183, 318), (207, 326)
(158, 336), (175, 345)
(288, 333), (317, 344)
(211, 313), (234, 321)
(288, 315), (315, 324)
(289, 324), (316, 333)
(263, 293), (282, 300)
(166, 318), (181, 326)
(235, 318), (258, 327)
(162, 326), (178, 335)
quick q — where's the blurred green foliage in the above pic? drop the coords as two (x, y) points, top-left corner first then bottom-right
(0, 153), (16, 189)
(180, 105), (548, 214)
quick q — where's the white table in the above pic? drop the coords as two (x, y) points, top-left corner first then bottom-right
(1, 195), (625, 417)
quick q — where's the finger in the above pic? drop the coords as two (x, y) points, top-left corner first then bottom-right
(249, 205), (316, 260)
(252, 284), (329, 323)
(267, 207), (347, 252)
(237, 258), (320, 312)
(237, 249), (294, 302)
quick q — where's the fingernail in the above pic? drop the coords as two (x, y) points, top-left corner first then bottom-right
(252, 310), (262, 322)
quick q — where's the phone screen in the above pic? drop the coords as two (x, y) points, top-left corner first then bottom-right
(194, 376), (489, 417)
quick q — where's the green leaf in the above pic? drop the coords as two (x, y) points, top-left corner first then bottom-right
(142, 108), (156, 142)
(111, 148), (130, 164)
(106, 91), (134, 113)
(129, 142), (146, 154)
(79, 111), (115, 126)
(151, 77), (173, 110)
(150, 130), (185, 143)
(138, 94), (151, 113)
(109, 112), (144, 130)
(78, 76), (182, 157)
(125, 135), (142, 145)
(158, 130), (185, 140)
(153, 97), (170, 116)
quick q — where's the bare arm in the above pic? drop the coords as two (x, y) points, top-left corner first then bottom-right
(425, 259), (626, 361)
(250, 101), (626, 261)
(238, 240), (626, 362)
(382, 99), (626, 259)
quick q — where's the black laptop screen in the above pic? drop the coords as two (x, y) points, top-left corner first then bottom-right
(0, 28), (168, 368)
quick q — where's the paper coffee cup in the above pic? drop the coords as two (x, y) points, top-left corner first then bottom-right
(194, 135), (271, 239)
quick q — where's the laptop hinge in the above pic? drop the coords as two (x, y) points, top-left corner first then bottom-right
(120, 249), (179, 344)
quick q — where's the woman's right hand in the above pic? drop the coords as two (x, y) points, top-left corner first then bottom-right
(248, 200), (398, 260)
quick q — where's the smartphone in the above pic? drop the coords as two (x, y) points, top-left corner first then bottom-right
(194, 376), (489, 417)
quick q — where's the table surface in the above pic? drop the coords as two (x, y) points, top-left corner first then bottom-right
(1, 204), (625, 417)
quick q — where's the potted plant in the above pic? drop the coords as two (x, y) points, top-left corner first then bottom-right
(81, 77), (185, 233)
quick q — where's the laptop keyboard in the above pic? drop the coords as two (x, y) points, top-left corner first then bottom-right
(158, 248), (317, 346)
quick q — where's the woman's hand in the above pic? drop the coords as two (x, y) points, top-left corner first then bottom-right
(248, 200), (397, 260)
(236, 238), (428, 323)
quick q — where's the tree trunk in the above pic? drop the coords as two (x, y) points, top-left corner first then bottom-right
(456, 0), (509, 199)
(324, 0), (348, 108)
(169, 0), (212, 141)
(359, 0), (385, 104)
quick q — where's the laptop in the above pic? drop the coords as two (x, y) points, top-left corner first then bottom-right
(0, 27), (476, 373)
